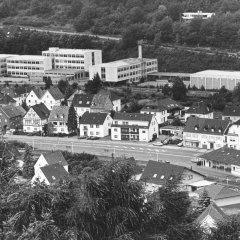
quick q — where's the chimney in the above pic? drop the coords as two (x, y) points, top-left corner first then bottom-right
(138, 40), (143, 59)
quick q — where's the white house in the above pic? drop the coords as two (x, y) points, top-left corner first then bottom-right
(226, 120), (240, 150)
(79, 112), (112, 137)
(183, 117), (230, 149)
(26, 88), (45, 107)
(111, 112), (158, 142)
(41, 87), (64, 110)
(222, 106), (240, 123)
(31, 151), (68, 185)
(23, 103), (50, 133)
(48, 105), (70, 134)
(185, 102), (213, 121)
(72, 94), (94, 117)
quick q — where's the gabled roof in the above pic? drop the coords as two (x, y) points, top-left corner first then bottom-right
(184, 117), (230, 135)
(72, 94), (94, 108)
(91, 93), (113, 109)
(46, 87), (64, 100)
(79, 112), (110, 125)
(186, 102), (212, 115)
(31, 103), (50, 120)
(67, 90), (84, 102)
(15, 86), (32, 95)
(196, 202), (226, 225)
(48, 106), (69, 122)
(1, 87), (19, 98)
(140, 160), (185, 185)
(97, 89), (120, 101)
(1, 105), (26, 118)
(113, 112), (153, 123)
(32, 88), (45, 99)
(0, 94), (16, 105)
(40, 163), (68, 184)
(223, 106), (240, 117)
(42, 151), (68, 167)
(196, 184), (240, 200)
(199, 147), (240, 166)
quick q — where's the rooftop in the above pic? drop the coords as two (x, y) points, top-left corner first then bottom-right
(186, 102), (212, 115)
(46, 87), (64, 100)
(191, 70), (240, 78)
(223, 106), (240, 117)
(1, 105), (25, 118)
(79, 112), (110, 125)
(43, 48), (101, 54)
(42, 151), (68, 167)
(49, 106), (69, 122)
(91, 92), (112, 109)
(72, 94), (94, 108)
(113, 112), (153, 123)
(7, 55), (50, 61)
(199, 147), (240, 166)
(31, 103), (50, 120)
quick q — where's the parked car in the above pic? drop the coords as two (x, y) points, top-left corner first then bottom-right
(153, 142), (163, 146)
(78, 136), (87, 139)
(91, 136), (99, 140)
(177, 141), (183, 147)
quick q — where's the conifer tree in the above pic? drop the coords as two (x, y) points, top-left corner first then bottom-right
(22, 144), (34, 179)
(197, 188), (211, 213)
(67, 104), (78, 133)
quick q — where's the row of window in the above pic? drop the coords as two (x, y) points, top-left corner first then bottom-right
(55, 60), (84, 64)
(7, 60), (43, 64)
(43, 53), (85, 58)
(55, 65), (84, 70)
(8, 66), (42, 70)
(146, 61), (157, 66)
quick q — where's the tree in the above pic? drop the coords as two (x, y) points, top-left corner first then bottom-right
(71, 82), (78, 90)
(200, 85), (205, 91)
(64, 85), (74, 103)
(43, 76), (53, 90)
(197, 188), (211, 213)
(208, 93), (226, 111)
(233, 82), (240, 102)
(22, 144), (34, 179)
(172, 117), (184, 126)
(162, 84), (172, 96)
(172, 77), (187, 101)
(58, 80), (69, 94)
(67, 104), (78, 133)
(192, 85), (198, 90)
(168, 3), (183, 21)
(84, 73), (102, 94)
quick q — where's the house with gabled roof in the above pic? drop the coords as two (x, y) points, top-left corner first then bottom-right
(196, 202), (226, 232)
(72, 94), (94, 117)
(139, 160), (205, 194)
(41, 87), (64, 110)
(26, 88), (44, 107)
(79, 112), (112, 138)
(183, 117), (230, 149)
(31, 151), (68, 185)
(48, 105), (70, 134)
(90, 92), (113, 113)
(111, 112), (158, 142)
(185, 101), (213, 121)
(23, 103), (50, 133)
(223, 105), (240, 123)
(67, 89), (84, 106)
(0, 105), (26, 132)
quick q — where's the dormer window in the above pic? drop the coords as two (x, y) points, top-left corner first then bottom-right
(211, 128), (215, 132)
(219, 128), (222, 133)
(160, 175), (165, 179)
(194, 125), (198, 130)
(79, 101), (82, 104)
(87, 101), (90, 104)
(153, 174), (157, 178)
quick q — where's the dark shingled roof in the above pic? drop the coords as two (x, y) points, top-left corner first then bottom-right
(47, 87), (64, 100)
(79, 112), (109, 125)
(1, 105), (26, 118)
(42, 151), (68, 167)
(98, 89), (120, 101)
(140, 160), (185, 185)
(40, 163), (68, 184)
(32, 88), (44, 99)
(0, 94), (16, 105)
(113, 112), (153, 123)
(184, 117), (230, 135)
(72, 94), (94, 108)
(186, 101), (212, 114)
(196, 202), (226, 225)
(223, 106), (240, 117)
(199, 147), (240, 165)
(196, 184), (240, 200)
(49, 106), (69, 122)
(31, 103), (50, 120)
(91, 93), (112, 109)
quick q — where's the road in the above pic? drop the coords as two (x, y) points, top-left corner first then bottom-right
(6, 135), (235, 180)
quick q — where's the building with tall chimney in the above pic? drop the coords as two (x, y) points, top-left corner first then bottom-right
(88, 42), (158, 84)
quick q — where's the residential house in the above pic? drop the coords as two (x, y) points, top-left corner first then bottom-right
(111, 112), (158, 142)
(0, 105), (26, 132)
(41, 87), (64, 110)
(226, 120), (240, 149)
(139, 160), (205, 194)
(23, 103), (50, 133)
(90, 92), (113, 113)
(1, 87), (22, 106)
(185, 101), (213, 121)
(48, 106), (70, 134)
(31, 151), (68, 185)
(0, 94), (16, 106)
(72, 94), (94, 117)
(67, 89), (84, 106)
(79, 112), (112, 137)
(197, 147), (240, 176)
(196, 202), (226, 232)
(183, 117), (230, 149)
(222, 106), (240, 122)
(26, 88), (44, 107)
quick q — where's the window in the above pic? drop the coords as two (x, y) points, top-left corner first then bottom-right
(96, 125), (99, 128)
(188, 175), (193, 180)
(96, 132), (99, 135)
(90, 131), (93, 135)
(114, 128), (117, 132)
(114, 135), (118, 138)
(90, 124), (93, 128)
(142, 130), (146, 133)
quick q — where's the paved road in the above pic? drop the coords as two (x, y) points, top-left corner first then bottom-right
(6, 135), (234, 179)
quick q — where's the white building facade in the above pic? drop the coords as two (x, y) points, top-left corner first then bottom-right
(0, 54), (19, 75)
(42, 47), (102, 71)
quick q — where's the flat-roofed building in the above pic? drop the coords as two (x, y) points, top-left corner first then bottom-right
(0, 54), (19, 75)
(182, 11), (215, 22)
(89, 58), (158, 83)
(42, 47), (102, 71)
(6, 55), (52, 77)
(190, 70), (240, 90)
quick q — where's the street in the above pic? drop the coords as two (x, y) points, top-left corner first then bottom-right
(6, 135), (234, 179)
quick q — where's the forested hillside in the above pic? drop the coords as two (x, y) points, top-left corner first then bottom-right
(1, 0), (240, 49)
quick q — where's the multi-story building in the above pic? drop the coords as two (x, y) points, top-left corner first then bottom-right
(79, 112), (112, 138)
(183, 117), (230, 149)
(0, 54), (19, 75)
(23, 103), (50, 133)
(111, 112), (158, 142)
(226, 120), (240, 150)
(72, 94), (94, 117)
(182, 11), (215, 22)
(6, 55), (52, 77)
(89, 57), (158, 83)
(42, 47), (102, 71)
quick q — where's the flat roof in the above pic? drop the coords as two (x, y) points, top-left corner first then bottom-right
(191, 70), (240, 78)
(7, 55), (50, 60)
(43, 48), (101, 54)
(188, 180), (216, 187)
(0, 54), (19, 58)
(148, 72), (191, 77)
(45, 69), (85, 74)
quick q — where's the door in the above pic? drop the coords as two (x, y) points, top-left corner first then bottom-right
(210, 143), (214, 149)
